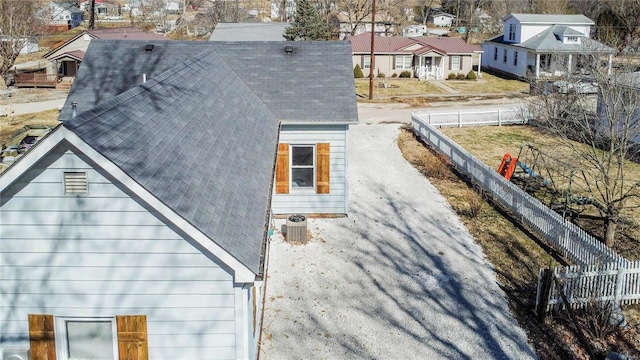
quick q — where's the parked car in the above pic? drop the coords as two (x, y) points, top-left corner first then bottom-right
(553, 78), (598, 94)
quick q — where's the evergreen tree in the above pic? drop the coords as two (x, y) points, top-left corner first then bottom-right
(284, 0), (330, 41)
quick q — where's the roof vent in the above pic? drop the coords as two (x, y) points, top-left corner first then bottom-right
(144, 44), (154, 51)
(72, 101), (77, 118)
(284, 45), (294, 53)
(64, 172), (88, 194)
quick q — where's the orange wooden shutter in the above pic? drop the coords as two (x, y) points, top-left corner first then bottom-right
(29, 314), (56, 360)
(276, 143), (289, 194)
(316, 143), (330, 194)
(117, 315), (149, 360)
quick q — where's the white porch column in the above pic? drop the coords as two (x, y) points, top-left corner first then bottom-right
(607, 54), (613, 76)
(535, 53), (540, 78)
(567, 54), (572, 75)
(477, 52), (482, 76)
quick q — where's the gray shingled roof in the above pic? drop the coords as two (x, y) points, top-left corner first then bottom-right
(518, 25), (615, 53)
(63, 49), (280, 275)
(506, 13), (594, 25)
(60, 40), (358, 123)
(209, 23), (288, 41)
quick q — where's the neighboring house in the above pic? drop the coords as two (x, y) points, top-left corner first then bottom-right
(596, 72), (640, 147)
(332, 12), (398, 40)
(350, 32), (483, 79)
(44, 27), (167, 77)
(38, 2), (84, 30)
(0, 40), (357, 359)
(0, 36), (39, 55)
(482, 13), (615, 79)
(209, 22), (288, 41)
(429, 12), (456, 27)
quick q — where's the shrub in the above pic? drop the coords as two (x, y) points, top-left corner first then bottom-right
(391, 73), (398, 78)
(456, 73), (466, 80)
(378, 72), (385, 78)
(354, 64), (364, 78)
(466, 70), (477, 80)
(399, 70), (411, 78)
(447, 73), (457, 80)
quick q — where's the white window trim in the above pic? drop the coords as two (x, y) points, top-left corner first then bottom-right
(451, 56), (460, 71)
(290, 144), (316, 193)
(55, 316), (119, 360)
(395, 55), (412, 70)
(363, 55), (371, 69)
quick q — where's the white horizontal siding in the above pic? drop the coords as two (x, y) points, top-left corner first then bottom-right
(272, 124), (349, 215)
(0, 148), (242, 360)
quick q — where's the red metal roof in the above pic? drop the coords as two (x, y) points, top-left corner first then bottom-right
(350, 32), (483, 55)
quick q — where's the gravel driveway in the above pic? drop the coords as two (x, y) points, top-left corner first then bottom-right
(260, 122), (536, 359)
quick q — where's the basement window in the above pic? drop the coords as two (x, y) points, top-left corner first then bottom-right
(64, 172), (88, 195)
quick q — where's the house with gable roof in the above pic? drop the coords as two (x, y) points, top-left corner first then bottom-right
(482, 13), (615, 79)
(350, 32), (483, 79)
(45, 27), (168, 78)
(37, 2), (84, 30)
(0, 40), (357, 359)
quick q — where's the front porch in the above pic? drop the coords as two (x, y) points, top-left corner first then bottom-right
(415, 55), (445, 80)
(527, 52), (613, 79)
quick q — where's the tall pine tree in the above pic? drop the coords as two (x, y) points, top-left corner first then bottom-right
(284, 0), (330, 41)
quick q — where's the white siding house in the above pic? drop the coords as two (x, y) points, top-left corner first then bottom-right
(429, 12), (455, 27)
(482, 13), (614, 79)
(1, 40), (357, 359)
(0, 127), (268, 360)
(272, 124), (349, 214)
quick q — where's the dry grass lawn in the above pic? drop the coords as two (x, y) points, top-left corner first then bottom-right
(354, 78), (446, 99)
(438, 125), (640, 259)
(0, 109), (59, 145)
(443, 72), (530, 93)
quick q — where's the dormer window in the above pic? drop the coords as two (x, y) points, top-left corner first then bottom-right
(508, 24), (516, 41)
(565, 36), (579, 43)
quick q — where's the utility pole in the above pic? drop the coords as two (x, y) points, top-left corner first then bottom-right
(368, 0), (376, 100)
(89, 0), (96, 29)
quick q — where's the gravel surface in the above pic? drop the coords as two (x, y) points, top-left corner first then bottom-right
(260, 123), (537, 359)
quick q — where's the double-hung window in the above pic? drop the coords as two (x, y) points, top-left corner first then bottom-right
(508, 24), (516, 41)
(394, 55), (412, 70)
(451, 56), (460, 71)
(291, 145), (315, 189)
(56, 317), (118, 360)
(493, 48), (498, 61)
(513, 50), (518, 66)
(363, 55), (371, 69)
(503, 49), (507, 63)
(275, 143), (330, 195)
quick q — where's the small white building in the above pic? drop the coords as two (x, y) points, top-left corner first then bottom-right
(429, 12), (455, 27)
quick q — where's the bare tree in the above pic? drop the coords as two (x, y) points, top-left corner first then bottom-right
(0, 0), (45, 89)
(335, 0), (371, 37)
(526, 50), (640, 247)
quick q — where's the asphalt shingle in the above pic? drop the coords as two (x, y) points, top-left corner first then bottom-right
(63, 49), (281, 274)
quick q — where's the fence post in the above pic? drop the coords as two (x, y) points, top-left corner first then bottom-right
(458, 112), (462, 127)
(498, 109), (502, 126)
(614, 263), (625, 304)
(427, 112), (431, 125)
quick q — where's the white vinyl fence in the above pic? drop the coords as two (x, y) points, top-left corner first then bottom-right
(538, 261), (640, 310)
(413, 108), (529, 128)
(411, 114), (622, 266)
(410, 113), (640, 309)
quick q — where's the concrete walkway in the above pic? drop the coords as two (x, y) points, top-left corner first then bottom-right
(260, 123), (536, 359)
(429, 80), (460, 94)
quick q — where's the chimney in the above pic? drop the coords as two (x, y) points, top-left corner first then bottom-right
(284, 45), (294, 54)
